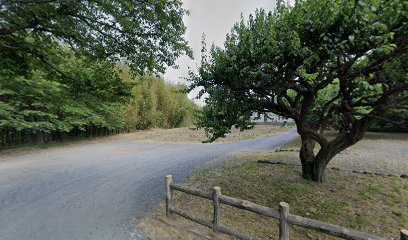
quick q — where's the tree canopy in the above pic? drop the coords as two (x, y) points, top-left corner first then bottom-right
(190, 0), (407, 181)
(1, 0), (191, 75)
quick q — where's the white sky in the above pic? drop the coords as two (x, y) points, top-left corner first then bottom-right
(164, 0), (277, 100)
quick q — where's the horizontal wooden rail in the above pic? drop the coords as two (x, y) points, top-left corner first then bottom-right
(219, 195), (280, 219)
(169, 207), (213, 228)
(171, 184), (212, 200)
(287, 214), (386, 240)
(165, 175), (403, 240)
(170, 207), (255, 240)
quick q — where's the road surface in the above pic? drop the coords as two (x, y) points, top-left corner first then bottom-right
(0, 129), (298, 240)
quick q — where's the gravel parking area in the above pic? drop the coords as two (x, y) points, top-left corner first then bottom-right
(329, 133), (408, 175)
(282, 132), (408, 175)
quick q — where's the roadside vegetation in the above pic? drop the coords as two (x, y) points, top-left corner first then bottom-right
(140, 132), (408, 240)
(120, 73), (198, 132)
(0, 1), (192, 148)
(0, 68), (197, 148)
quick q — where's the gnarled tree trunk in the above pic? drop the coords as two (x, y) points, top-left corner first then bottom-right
(298, 129), (364, 182)
(299, 135), (316, 180)
(302, 150), (336, 182)
(299, 135), (337, 182)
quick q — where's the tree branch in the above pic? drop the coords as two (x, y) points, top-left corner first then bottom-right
(299, 129), (329, 147)
(36, 54), (79, 86)
(0, 20), (38, 36)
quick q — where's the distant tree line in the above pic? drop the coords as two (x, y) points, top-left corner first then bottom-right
(0, 57), (197, 147)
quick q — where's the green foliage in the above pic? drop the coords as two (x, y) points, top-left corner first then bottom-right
(0, 47), (131, 145)
(1, 0), (191, 75)
(369, 108), (408, 132)
(122, 74), (198, 131)
(369, 53), (408, 132)
(1, 54), (198, 147)
(1, 0), (195, 147)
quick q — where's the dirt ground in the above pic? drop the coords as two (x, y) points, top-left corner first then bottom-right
(112, 125), (292, 144)
(139, 131), (408, 240)
(330, 132), (407, 175)
(281, 131), (408, 175)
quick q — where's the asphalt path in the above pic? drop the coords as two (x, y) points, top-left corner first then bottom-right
(0, 129), (298, 240)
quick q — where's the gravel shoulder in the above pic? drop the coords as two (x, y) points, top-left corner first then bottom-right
(111, 125), (292, 144)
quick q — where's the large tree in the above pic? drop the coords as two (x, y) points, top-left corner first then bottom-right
(1, 0), (193, 145)
(190, 0), (407, 182)
(1, 0), (191, 76)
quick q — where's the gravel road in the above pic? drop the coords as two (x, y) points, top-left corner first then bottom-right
(0, 129), (298, 240)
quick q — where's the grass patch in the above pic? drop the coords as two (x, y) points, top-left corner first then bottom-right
(141, 136), (407, 239)
(166, 153), (407, 239)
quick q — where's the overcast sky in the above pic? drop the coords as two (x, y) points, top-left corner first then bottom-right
(164, 0), (277, 98)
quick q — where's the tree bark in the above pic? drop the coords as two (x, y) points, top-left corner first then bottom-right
(299, 135), (316, 180)
(300, 135), (335, 182)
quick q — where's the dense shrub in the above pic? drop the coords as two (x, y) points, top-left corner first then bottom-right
(121, 73), (198, 131)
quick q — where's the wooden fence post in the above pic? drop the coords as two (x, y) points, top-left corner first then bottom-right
(279, 202), (290, 240)
(213, 186), (221, 232)
(401, 229), (408, 240)
(165, 175), (173, 217)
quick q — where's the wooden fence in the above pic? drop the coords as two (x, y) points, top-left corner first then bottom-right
(165, 175), (408, 240)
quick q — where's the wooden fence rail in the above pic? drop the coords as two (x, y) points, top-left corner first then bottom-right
(165, 175), (407, 240)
